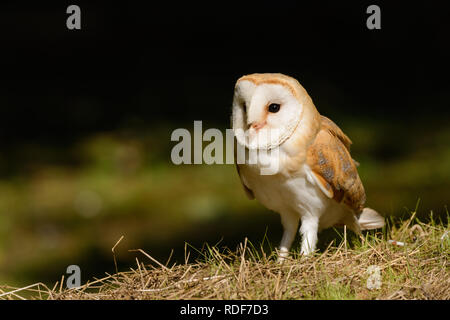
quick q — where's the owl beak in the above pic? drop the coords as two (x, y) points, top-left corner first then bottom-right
(249, 121), (267, 131)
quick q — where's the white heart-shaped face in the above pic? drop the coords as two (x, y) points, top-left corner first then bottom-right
(232, 80), (302, 150)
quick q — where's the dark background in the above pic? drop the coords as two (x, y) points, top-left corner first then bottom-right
(0, 1), (449, 286)
(1, 2), (449, 145)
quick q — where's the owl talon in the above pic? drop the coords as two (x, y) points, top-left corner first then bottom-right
(277, 248), (289, 263)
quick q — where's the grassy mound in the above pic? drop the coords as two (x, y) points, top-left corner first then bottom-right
(1, 213), (448, 300)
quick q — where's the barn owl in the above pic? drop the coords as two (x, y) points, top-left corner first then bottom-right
(232, 73), (385, 260)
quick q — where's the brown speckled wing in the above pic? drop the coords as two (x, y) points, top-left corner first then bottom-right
(320, 116), (352, 151)
(307, 117), (366, 213)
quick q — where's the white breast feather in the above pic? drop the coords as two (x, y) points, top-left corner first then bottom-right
(239, 161), (351, 232)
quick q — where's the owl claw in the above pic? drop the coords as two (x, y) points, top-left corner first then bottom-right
(277, 258), (285, 264)
(277, 247), (290, 263)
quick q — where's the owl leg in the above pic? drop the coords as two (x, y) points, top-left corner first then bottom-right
(278, 212), (299, 262)
(300, 216), (319, 255)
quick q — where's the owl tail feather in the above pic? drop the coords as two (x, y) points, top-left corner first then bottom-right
(359, 208), (385, 230)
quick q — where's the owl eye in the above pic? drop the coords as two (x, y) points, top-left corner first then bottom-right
(268, 103), (280, 113)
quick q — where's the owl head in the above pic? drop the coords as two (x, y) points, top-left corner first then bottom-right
(232, 73), (319, 151)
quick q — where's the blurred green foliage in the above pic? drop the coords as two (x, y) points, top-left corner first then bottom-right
(0, 118), (449, 287)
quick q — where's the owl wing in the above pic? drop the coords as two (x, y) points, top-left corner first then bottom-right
(234, 137), (255, 200)
(320, 116), (352, 150)
(306, 116), (366, 213)
(236, 164), (255, 199)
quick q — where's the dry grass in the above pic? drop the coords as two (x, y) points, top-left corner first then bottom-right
(1, 212), (448, 300)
